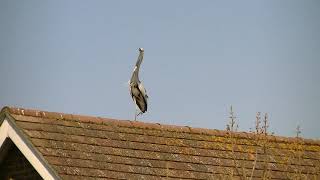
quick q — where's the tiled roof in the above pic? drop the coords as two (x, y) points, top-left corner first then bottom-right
(1, 107), (320, 179)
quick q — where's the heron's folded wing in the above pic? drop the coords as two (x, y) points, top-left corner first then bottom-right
(138, 83), (148, 99)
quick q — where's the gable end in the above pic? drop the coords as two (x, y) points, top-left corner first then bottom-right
(0, 110), (60, 180)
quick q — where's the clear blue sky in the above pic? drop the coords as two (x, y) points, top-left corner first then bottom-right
(1, 0), (319, 138)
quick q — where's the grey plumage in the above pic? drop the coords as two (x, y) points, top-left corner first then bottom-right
(129, 48), (148, 120)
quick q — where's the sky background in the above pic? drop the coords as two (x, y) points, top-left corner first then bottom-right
(0, 0), (319, 138)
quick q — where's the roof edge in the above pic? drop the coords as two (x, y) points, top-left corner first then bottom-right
(0, 106), (10, 125)
(0, 107), (61, 179)
(2, 106), (320, 145)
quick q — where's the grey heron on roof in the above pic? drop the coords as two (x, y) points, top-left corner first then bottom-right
(129, 48), (148, 120)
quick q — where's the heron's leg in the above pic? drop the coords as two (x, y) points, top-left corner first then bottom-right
(137, 111), (143, 116)
(134, 102), (139, 121)
(134, 108), (137, 121)
(133, 98), (137, 121)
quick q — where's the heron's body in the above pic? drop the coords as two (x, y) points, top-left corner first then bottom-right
(129, 48), (148, 119)
(130, 82), (147, 113)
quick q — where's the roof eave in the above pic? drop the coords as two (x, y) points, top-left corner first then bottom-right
(0, 107), (61, 180)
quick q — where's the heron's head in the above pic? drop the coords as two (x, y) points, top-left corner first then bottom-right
(139, 48), (144, 52)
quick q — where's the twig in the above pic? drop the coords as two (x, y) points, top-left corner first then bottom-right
(249, 149), (259, 180)
(227, 106), (245, 180)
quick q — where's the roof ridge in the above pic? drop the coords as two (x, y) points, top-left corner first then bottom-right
(1, 106), (320, 145)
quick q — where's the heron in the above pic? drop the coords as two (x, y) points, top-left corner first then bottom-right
(129, 48), (148, 120)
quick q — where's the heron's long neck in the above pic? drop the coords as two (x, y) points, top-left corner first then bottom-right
(135, 51), (144, 68)
(131, 51), (144, 82)
(131, 68), (140, 83)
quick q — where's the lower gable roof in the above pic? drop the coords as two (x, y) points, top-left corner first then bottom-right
(0, 106), (320, 179)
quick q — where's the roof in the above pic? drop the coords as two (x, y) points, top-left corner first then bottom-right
(0, 106), (320, 179)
